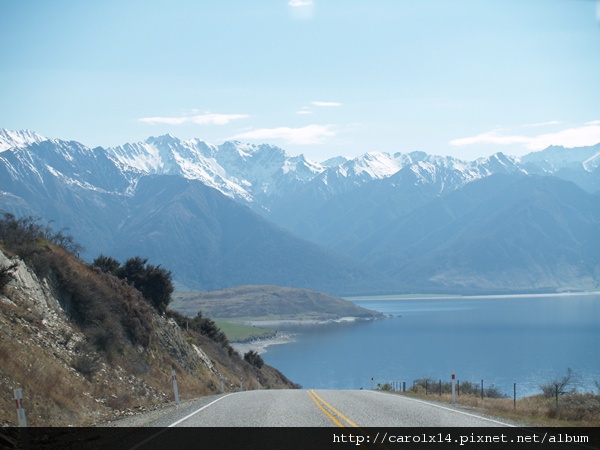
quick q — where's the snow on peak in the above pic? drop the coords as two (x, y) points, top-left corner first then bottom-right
(0, 129), (47, 152)
(337, 151), (410, 179)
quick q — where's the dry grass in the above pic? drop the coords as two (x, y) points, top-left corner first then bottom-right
(396, 391), (600, 427)
(0, 332), (96, 425)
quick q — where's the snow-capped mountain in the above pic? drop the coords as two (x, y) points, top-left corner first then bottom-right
(213, 140), (323, 202)
(520, 144), (600, 193)
(106, 134), (251, 200)
(105, 134), (325, 208)
(316, 151), (424, 192)
(520, 144), (600, 173)
(0, 138), (132, 194)
(0, 127), (598, 294)
(393, 152), (526, 192)
(0, 129), (47, 152)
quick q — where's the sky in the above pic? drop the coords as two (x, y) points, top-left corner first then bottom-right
(1, 0), (599, 162)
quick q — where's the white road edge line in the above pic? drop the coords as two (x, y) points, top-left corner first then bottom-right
(127, 392), (240, 450)
(168, 392), (239, 427)
(369, 390), (516, 427)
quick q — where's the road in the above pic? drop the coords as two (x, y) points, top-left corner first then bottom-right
(147, 389), (512, 427)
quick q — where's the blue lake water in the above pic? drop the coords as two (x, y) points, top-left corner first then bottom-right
(261, 294), (600, 397)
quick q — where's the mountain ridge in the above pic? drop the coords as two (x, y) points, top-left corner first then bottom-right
(0, 127), (598, 294)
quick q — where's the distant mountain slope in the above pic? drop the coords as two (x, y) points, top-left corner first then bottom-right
(110, 175), (384, 294)
(521, 143), (600, 193)
(359, 175), (600, 292)
(271, 152), (526, 250)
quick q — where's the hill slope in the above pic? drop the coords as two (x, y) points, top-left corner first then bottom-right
(0, 223), (297, 426)
(171, 285), (384, 322)
(110, 175), (385, 294)
(359, 175), (600, 292)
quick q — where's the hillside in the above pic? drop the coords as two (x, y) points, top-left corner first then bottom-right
(109, 175), (386, 294)
(0, 217), (297, 426)
(171, 285), (384, 322)
(358, 175), (600, 293)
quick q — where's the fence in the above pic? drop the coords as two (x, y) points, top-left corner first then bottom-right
(375, 374), (528, 411)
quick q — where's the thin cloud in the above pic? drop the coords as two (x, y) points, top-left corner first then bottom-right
(450, 122), (600, 150)
(311, 101), (342, 107)
(233, 124), (335, 145)
(139, 113), (249, 126)
(289, 0), (314, 20)
(530, 122), (600, 150)
(449, 131), (531, 147)
(523, 121), (561, 128)
(289, 0), (313, 6)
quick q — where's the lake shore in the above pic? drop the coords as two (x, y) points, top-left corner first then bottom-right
(346, 291), (600, 301)
(230, 332), (295, 355)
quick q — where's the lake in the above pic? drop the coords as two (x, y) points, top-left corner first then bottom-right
(260, 293), (600, 398)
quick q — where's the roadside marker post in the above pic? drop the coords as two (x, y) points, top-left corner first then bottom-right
(451, 372), (456, 404)
(14, 388), (27, 427)
(171, 370), (180, 406)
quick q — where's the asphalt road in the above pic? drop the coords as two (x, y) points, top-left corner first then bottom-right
(146, 389), (512, 427)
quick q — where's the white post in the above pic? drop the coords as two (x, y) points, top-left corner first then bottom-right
(371, 377), (374, 390)
(451, 371), (456, 404)
(14, 388), (27, 427)
(171, 370), (180, 406)
(221, 377), (225, 394)
(240, 377), (243, 391)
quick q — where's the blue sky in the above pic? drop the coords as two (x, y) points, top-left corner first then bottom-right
(1, 0), (599, 161)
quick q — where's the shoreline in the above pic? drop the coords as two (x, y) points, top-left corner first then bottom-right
(346, 291), (600, 302)
(230, 332), (295, 355)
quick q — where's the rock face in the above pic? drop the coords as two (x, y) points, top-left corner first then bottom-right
(0, 248), (297, 426)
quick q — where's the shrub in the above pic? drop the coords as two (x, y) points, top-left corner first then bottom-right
(540, 367), (579, 398)
(92, 254), (121, 275)
(93, 255), (174, 313)
(167, 310), (228, 345)
(244, 350), (264, 368)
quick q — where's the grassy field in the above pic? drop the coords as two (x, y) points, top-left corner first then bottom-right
(213, 320), (275, 342)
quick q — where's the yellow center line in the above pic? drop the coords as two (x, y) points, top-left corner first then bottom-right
(308, 389), (360, 428)
(308, 390), (345, 427)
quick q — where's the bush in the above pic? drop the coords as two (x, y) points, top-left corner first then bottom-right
(410, 377), (506, 398)
(167, 310), (228, 345)
(244, 350), (264, 368)
(93, 255), (174, 313)
(0, 212), (82, 255)
(92, 254), (120, 275)
(540, 368), (579, 398)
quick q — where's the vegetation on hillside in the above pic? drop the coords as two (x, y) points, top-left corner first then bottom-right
(0, 212), (298, 426)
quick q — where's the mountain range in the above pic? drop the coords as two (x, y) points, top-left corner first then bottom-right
(0, 128), (598, 295)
